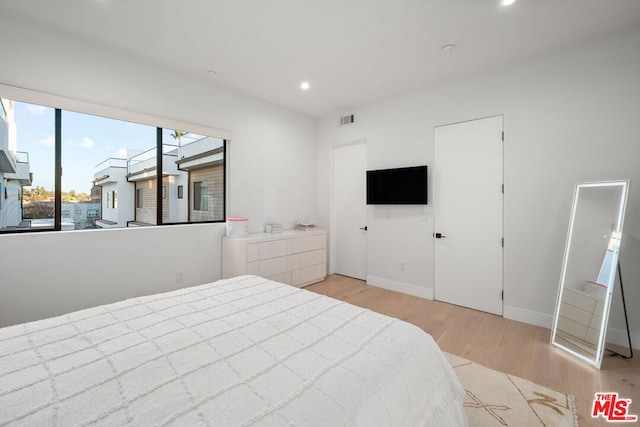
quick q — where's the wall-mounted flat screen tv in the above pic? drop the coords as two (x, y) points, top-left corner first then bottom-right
(366, 165), (428, 205)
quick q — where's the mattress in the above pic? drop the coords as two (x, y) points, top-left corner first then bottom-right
(0, 275), (467, 426)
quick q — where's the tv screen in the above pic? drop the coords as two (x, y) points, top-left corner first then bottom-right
(366, 165), (428, 205)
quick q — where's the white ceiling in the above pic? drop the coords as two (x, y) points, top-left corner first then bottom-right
(4, 0), (640, 117)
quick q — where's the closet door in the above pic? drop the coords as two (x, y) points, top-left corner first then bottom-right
(434, 116), (503, 315)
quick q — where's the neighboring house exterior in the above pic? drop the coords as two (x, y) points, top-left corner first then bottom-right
(61, 202), (101, 230)
(0, 98), (32, 230)
(176, 136), (224, 222)
(18, 201), (100, 230)
(127, 144), (186, 225)
(93, 157), (134, 228)
(92, 135), (224, 228)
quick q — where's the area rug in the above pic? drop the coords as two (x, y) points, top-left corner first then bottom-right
(445, 353), (578, 427)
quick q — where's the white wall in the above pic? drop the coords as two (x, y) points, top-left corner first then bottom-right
(0, 224), (224, 326)
(0, 13), (317, 326)
(317, 25), (640, 347)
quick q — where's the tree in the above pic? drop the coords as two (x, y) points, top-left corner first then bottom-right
(171, 130), (186, 146)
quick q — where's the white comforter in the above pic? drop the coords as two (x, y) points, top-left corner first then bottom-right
(0, 275), (466, 426)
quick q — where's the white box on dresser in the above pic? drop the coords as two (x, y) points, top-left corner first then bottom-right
(222, 229), (327, 287)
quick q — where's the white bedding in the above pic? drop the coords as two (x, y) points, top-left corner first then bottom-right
(0, 275), (467, 426)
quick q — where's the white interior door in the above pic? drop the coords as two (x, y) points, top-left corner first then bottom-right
(434, 116), (503, 315)
(333, 141), (367, 280)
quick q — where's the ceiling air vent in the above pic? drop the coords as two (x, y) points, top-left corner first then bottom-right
(340, 114), (355, 126)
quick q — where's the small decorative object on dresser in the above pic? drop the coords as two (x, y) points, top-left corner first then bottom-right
(222, 229), (327, 287)
(265, 222), (283, 233)
(225, 217), (248, 238)
(296, 219), (318, 231)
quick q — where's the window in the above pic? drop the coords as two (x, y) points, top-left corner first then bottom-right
(136, 188), (143, 209)
(0, 94), (226, 234)
(63, 109), (156, 229)
(154, 128), (226, 223)
(194, 180), (208, 211)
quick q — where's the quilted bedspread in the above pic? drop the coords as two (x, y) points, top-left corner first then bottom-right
(0, 275), (466, 426)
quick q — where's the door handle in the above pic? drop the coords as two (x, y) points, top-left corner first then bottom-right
(434, 233), (446, 239)
(360, 226), (368, 231)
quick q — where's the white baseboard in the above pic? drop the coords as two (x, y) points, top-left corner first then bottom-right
(503, 305), (553, 329)
(504, 305), (637, 349)
(366, 275), (433, 300)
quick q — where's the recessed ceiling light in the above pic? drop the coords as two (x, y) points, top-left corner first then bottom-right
(500, 0), (516, 6)
(300, 81), (310, 91)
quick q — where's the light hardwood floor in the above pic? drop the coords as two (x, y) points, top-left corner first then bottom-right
(305, 274), (639, 427)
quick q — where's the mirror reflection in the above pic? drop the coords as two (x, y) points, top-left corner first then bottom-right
(551, 181), (629, 368)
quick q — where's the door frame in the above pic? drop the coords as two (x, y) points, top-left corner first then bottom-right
(330, 140), (367, 277)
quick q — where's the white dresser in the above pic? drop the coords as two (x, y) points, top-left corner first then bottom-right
(222, 229), (327, 287)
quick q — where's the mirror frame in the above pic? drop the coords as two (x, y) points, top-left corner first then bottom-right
(550, 180), (630, 368)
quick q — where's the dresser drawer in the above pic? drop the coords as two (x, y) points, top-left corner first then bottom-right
(247, 239), (288, 262)
(292, 263), (325, 287)
(267, 272), (292, 285)
(290, 235), (324, 254)
(246, 256), (290, 277)
(291, 249), (326, 270)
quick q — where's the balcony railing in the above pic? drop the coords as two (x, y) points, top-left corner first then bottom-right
(0, 112), (14, 173)
(128, 144), (178, 167)
(127, 144), (179, 177)
(179, 136), (224, 160)
(95, 157), (127, 171)
(14, 151), (29, 164)
(1, 98), (9, 119)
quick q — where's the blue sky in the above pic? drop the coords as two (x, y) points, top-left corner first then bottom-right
(14, 101), (159, 194)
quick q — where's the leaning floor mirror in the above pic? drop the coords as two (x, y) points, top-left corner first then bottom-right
(551, 180), (630, 368)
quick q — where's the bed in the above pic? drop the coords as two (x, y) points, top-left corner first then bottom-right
(0, 275), (467, 426)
